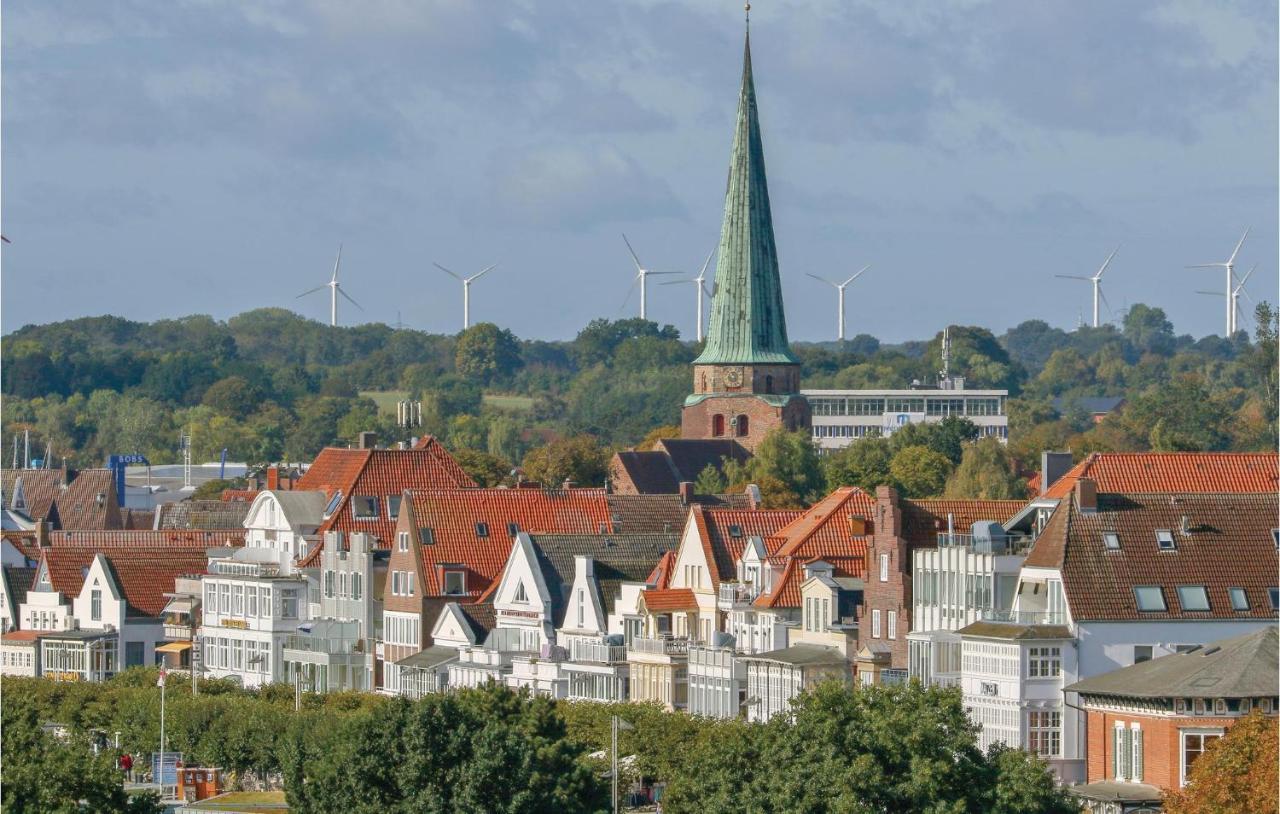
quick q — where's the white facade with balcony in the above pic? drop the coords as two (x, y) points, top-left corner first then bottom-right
(804, 387), (1008, 452)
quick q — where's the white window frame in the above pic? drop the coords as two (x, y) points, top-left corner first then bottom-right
(1176, 585), (1210, 612)
(871, 609), (881, 638)
(1180, 728), (1224, 787)
(887, 610), (897, 640)
(1228, 587), (1249, 611)
(398, 532), (409, 552)
(879, 553), (889, 582)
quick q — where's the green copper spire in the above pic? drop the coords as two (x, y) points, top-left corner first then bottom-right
(694, 28), (799, 366)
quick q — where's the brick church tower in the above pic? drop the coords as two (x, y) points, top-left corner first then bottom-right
(681, 25), (810, 451)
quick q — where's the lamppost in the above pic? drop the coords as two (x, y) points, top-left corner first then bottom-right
(611, 715), (634, 814)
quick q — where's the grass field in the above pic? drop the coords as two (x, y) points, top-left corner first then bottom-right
(483, 394), (535, 411)
(359, 390), (409, 415)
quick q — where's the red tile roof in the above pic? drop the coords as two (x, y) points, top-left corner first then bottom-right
(2, 630), (47, 642)
(694, 506), (803, 585)
(54, 470), (123, 530)
(754, 557), (803, 608)
(295, 440), (476, 559)
(408, 487), (613, 597)
(1041, 452), (1279, 499)
(647, 550), (675, 589)
(39, 537), (223, 617)
(641, 587), (699, 611)
(1026, 491), (1279, 621)
(903, 499), (1027, 547)
(769, 488), (875, 559)
(2, 470), (63, 522)
(220, 489), (260, 502)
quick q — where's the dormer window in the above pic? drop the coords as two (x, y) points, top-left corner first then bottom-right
(324, 491), (343, 518)
(1155, 530), (1176, 551)
(1102, 532), (1120, 550)
(352, 496), (379, 520)
(728, 525), (744, 538)
(475, 522), (489, 539)
(1272, 529), (1279, 548)
(443, 570), (466, 596)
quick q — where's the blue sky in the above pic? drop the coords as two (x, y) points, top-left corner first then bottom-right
(3, 0), (1276, 342)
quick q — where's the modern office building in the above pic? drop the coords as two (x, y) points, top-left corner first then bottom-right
(803, 383), (1008, 451)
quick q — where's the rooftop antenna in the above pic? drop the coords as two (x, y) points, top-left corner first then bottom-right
(297, 244), (363, 327)
(940, 326), (951, 384)
(23, 429), (30, 470)
(179, 430), (194, 492)
(1055, 245), (1119, 328)
(43, 442), (51, 469)
(806, 265), (870, 341)
(620, 234), (678, 320)
(1188, 228), (1248, 337)
(661, 248), (716, 341)
(1197, 263), (1258, 335)
(11, 437), (18, 470)
(434, 261), (497, 330)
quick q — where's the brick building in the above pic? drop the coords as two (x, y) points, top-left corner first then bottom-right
(680, 32), (810, 450)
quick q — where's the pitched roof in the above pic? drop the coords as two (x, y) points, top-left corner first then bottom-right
(740, 643), (848, 667)
(525, 533), (680, 627)
(606, 492), (752, 537)
(753, 556), (803, 609)
(294, 440), (476, 555)
(698, 506), (803, 583)
(1025, 491), (1280, 622)
(611, 439), (751, 495)
(641, 587), (699, 612)
(2, 630), (48, 642)
(2, 470), (63, 521)
(51, 470), (122, 530)
(156, 500), (251, 530)
(1041, 452), (1279, 500)
(457, 602), (496, 640)
(1066, 626), (1278, 699)
(694, 30), (798, 366)
(39, 538), (223, 616)
(4, 565), (37, 609)
(770, 488), (875, 559)
(958, 621), (1074, 640)
(902, 499), (1027, 547)
(408, 487), (613, 597)
(647, 550), (676, 589)
(121, 509), (154, 530)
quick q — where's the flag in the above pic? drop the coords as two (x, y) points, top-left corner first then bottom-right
(157, 668), (167, 688)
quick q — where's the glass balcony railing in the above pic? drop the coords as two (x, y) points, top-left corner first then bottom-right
(568, 641), (628, 664)
(978, 609), (1066, 625)
(282, 635), (366, 654)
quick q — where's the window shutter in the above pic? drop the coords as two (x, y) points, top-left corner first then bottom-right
(1132, 728), (1143, 782)
(1121, 727), (1133, 779)
(1112, 727), (1122, 779)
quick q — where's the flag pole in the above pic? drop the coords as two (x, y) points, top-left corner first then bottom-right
(158, 668), (167, 796)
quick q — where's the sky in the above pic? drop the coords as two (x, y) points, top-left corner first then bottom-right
(3, 0), (1276, 343)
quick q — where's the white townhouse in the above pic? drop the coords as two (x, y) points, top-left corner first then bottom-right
(397, 600), (495, 699)
(242, 490), (326, 564)
(958, 482), (1280, 782)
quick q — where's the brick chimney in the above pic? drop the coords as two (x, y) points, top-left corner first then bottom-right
(1075, 477), (1097, 514)
(266, 466), (280, 491)
(678, 481), (694, 506)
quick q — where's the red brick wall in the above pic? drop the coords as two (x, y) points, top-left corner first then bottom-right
(858, 486), (911, 669)
(682, 395), (810, 451)
(1084, 707), (1257, 792)
(691, 364), (801, 395)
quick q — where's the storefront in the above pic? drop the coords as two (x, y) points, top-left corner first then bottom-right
(40, 630), (119, 682)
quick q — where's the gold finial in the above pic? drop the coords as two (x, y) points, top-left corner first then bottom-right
(745, 2), (750, 29)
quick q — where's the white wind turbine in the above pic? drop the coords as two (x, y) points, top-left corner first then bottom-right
(1054, 245), (1119, 329)
(434, 262), (497, 330)
(297, 244), (362, 327)
(1188, 228), (1249, 337)
(806, 265), (870, 341)
(1197, 263), (1257, 335)
(661, 248), (716, 342)
(621, 234), (678, 320)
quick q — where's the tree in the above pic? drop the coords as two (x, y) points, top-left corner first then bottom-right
(945, 438), (1028, 499)
(201, 376), (261, 419)
(721, 428), (825, 508)
(693, 463), (728, 494)
(1123, 303), (1175, 352)
(890, 416), (978, 465)
(823, 436), (893, 493)
(637, 425), (681, 450)
(453, 448), (514, 487)
(455, 323), (523, 383)
(1164, 711), (1278, 814)
(521, 436), (610, 487)
(889, 445), (952, 497)
(1033, 349), (1093, 396)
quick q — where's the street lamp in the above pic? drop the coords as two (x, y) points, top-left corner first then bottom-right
(611, 715), (634, 814)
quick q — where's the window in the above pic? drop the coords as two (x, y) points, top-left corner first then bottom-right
(513, 581), (528, 603)
(281, 589), (298, 619)
(1113, 723), (1143, 780)
(1133, 645), (1153, 664)
(1269, 588), (1279, 610)
(712, 414), (725, 437)
(398, 532), (409, 552)
(1134, 586), (1166, 612)
(247, 586), (258, 617)
(90, 590), (102, 621)
(405, 572), (415, 596)
(879, 553), (889, 582)
(1181, 730), (1223, 786)
(260, 589), (271, 618)
(1156, 530), (1177, 551)
(387, 495), (402, 519)
(444, 571), (465, 596)
(735, 414), (749, 437)
(219, 584), (231, 614)
(1102, 532), (1120, 550)
(1028, 646), (1061, 677)
(352, 573), (362, 601)
(391, 571), (403, 596)
(871, 609), (882, 638)
(507, 522), (520, 537)
(887, 610), (897, 640)
(352, 496), (379, 520)
(475, 522), (489, 539)
(1177, 585), (1210, 612)
(324, 570), (335, 598)
(577, 590), (585, 628)
(420, 528), (435, 546)
(324, 491), (343, 517)
(1228, 587), (1249, 611)
(1027, 710), (1061, 757)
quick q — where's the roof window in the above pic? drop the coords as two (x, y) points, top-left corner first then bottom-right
(352, 496), (379, 520)
(387, 495), (402, 520)
(475, 522), (489, 539)
(1102, 532), (1120, 550)
(1133, 586), (1166, 612)
(1228, 587), (1249, 611)
(1176, 585), (1210, 612)
(324, 491), (343, 517)
(444, 570), (466, 596)
(1269, 588), (1279, 611)
(1272, 529), (1279, 548)
(1155, 530), (1176, 551)
(507, 522), (520, 537)
(729, 524), (744, 538)
(419, 528), (435, 546)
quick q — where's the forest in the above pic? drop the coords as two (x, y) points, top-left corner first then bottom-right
(1, 302), (1274, 501)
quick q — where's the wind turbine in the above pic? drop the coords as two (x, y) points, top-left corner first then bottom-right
(434, 262), (497, 330)
(621, 234), (678, 320)
(805, 265), (869, 341)
(1054, 245), (1119, 329)
(1197, 263), (1257, 335)
(297, 244), (362, 327)
(1188, 228), (1249, 337)
(661, 248), (716, 342)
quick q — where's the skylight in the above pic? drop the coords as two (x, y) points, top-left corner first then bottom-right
(1228, 587), (1249, 611)
(1102, 532), (1120, 550)
(1133, 586), (1166, 612)
(324, 491), (343, 517)
(1155, 530), (1177, 551)
(475, 522), (489, 539)
(351, 496), (379, 520)
(729, 524), (744, 538)
(1176, 585), (1210, 612)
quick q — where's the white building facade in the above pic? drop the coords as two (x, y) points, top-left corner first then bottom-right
(803, 387), (1008, 451)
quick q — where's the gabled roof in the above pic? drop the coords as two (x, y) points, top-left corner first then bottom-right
(121, 509), (154, 530)
(1041, 452), (1279, 500)
(156, 500), (251, 530)
(769, 488), (875, 559)
(51, 470), (122, 530)
(697, 506), (803, 583)
(1, 470), (63, 522)
(294, 440), (476, 553)
(740, 643), (848, 667)
(251, 490), (327, 531)
(1025, 491), (1279, 622)
(1066, 626), (1278, 699)
(647, 550), (676, 589)
(607, 492), (752, 537)
(525, 533), (680, 628)
(3, 565), (37, 610)
(38, 540), (220, 617)
(640, 587), (699, 612)
(611, 439), (751, 495)
(407, 487), (613, 597)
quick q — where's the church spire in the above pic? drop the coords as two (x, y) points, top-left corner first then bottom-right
(694, 17), (798, 366)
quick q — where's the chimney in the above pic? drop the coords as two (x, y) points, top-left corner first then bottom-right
(35, 518), (49, 548)
(266, 466), (280, 491)
(357, 431), (377, 450)
(1040, 451), (1074, 496)
(678, 481), (694, 506)
(562, 479), (575, 489)
(1075, 477), (1097, 514)
(745, 483), (763, 507)
(849, 515), (868, 536)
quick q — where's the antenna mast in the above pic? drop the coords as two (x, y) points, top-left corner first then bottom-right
(939, 326), (951, 384)
(180, 430), (194, 491)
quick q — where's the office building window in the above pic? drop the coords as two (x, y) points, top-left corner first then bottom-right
(1027, 710), (1061, 757)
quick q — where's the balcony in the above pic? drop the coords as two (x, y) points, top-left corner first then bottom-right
(628, 635), (690, 657)
(568, 641), (628, 664)
(210, 560), (282, 578)
(163, 624), (194, 642)
(283, 634), (366, 655)
(717, 582), (759, 609)
(936, 532), (1033, 555)
(978, 609), (1067, 626)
